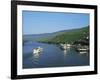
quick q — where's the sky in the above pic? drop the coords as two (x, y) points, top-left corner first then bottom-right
(22, 11), (89, 35)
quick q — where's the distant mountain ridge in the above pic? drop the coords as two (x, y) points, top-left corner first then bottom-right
(23, 26), (89, 42)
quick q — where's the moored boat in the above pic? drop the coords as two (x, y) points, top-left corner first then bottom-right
(75, 45), (89, 54)
(60, 43), (71, 50)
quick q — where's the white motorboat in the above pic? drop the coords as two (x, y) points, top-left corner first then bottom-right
(33, 47), (43, 54)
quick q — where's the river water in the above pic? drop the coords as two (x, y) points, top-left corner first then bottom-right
(23, 42), (89, 69)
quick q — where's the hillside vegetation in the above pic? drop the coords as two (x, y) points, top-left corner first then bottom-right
(37, 26), (89, 44)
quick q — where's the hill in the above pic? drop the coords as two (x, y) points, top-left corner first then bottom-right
(37, 26), (89, 44)
(23, 26), (89, 45)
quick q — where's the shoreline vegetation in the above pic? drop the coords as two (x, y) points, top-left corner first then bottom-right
(23, 26), (89, 53)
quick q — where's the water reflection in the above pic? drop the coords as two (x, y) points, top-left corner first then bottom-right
(79, 51), (87, 54)
(78, 51), (89, 56)
(63, 50), (67, 55)
(32, 52), (41, 62)
(63, 48), (70, 56)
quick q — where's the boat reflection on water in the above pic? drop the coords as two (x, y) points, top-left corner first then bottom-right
(33, 53), (40, 62)
(78, 51), (89, 56)
(63, 47), (71, 56)
(62, 47), (71, 62)
(63, 49), (67, 55)
(32, 47), (43, 62)
(79, 51), (87, 54)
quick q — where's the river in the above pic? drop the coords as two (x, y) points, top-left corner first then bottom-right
(23, 41), (89, 69)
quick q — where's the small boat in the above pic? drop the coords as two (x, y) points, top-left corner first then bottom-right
(33, 47), (43, 54)
(75, 46), (89, 54)
(77, 48), (89, 51)
(79, 51), (87, 54)
(60, 43), (71, 50)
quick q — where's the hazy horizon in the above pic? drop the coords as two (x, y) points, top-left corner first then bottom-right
(23, 26), (89, 35)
